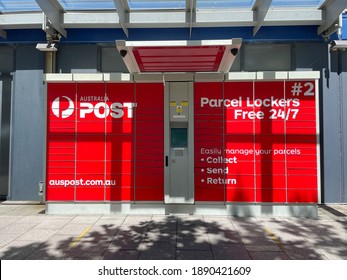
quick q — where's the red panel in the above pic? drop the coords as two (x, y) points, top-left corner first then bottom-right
(136, 172), (164, 187)
(105, 187), (134, 201)
(193, 80), (319, 205)
(76, 161), (104, 174)
(287, 189), (318, 203)
(194, 82), (225, 202)
(225, 121), (253, 134)
(254, 120), (285, 134)
(255, 161), (285, 175)
(76, 188), (105, 201)
(226, 188), (254, 202)
(133, 46), (226, 72)
(135, 83), (164, 201)
(105, 135), (134, 161)
(135, 188), (164, 201)
(195, 187), (224, 201)
(106, 83), (135, 135)
(47, 121), (75, 134)
(256, 189), (286, 203)
(228, 161), (254, 175)
(77, 120), (105, 133)
(286, 134), (317, 144)
(287, 175), (317, 189)
(46, 187), (75, 201)
(47, 165), (75, 175)
(105, 160), (133, 176)
(99, 83), (136, 201)
(256, 175), (286, 189)
(224, 82), (254, 135)
(72, 83), (106, 201)
(76, 135), (105, 161)
(46, 83), (76, 202)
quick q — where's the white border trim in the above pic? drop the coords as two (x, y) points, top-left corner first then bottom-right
(43, 71), (321, 82)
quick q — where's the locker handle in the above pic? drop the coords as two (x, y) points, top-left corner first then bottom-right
(165, 156), (168, 167)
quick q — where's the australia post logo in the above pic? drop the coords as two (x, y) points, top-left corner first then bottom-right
(52, 96), (137, 119)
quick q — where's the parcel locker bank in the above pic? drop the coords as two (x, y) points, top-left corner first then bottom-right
(44, 39), (320, 217)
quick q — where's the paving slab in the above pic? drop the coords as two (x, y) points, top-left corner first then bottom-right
(284, 247), (327, 260)
(211, 243), (251, 260)
(0, 232), (25, 247)
(17, 228), (58, 242)
(0, 240), (41, 260)
(138, 242), (176, 260)
(248, 251), (289, 260)
(144, 230), (176, 243)
(102, 249), (139, 260)
(0, 218), (20, 229)
(70, 215), (102, 224)
(207, 230), (242, 244)
(1, 223), (37, 234)
(176, 250), (214, 260)
(177, 235), (210, 251)
(57, 223), (93, 236)
(35, 219), (71, 230)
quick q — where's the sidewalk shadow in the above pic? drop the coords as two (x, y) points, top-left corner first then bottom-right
(1, 215), (347, 260)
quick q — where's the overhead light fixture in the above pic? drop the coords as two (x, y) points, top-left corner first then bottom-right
(36, 43), (58, 52)
(330, 40), (347, 51)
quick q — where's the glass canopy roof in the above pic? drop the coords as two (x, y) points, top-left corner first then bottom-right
(0, 0), (329, 13)
(0, 0), (345, 40)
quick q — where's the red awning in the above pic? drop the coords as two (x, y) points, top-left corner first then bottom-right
(116, 39), (242, 73)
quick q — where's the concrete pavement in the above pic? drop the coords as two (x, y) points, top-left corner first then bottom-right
(0, 202), (347, 260)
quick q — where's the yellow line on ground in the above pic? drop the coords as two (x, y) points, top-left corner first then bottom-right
(69, 226), (92, 248)
(263, 226), (285, 251)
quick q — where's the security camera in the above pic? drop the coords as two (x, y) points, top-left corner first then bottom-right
(230, 48), (238, 56)
(330, 40), (347, 51)
(36, 43), (58, 52)
(120, 49), (128, 57)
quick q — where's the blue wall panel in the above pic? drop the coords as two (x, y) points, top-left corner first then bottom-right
(1, 26), (327, 45)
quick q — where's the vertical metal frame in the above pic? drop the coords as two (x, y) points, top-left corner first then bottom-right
(42, 81), (48, 203)
(164, 82), (170, 203)
(315, 79), (321, 204)
(188, 81), (195, 203)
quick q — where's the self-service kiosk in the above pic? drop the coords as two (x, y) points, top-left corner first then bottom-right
(165, 82), (194, 204)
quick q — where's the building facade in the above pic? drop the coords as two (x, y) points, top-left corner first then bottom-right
(0, 1), (347, 216)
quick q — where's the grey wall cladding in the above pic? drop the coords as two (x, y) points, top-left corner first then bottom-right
(9, 70), (44, 200)
(56, 45), (99, 73)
